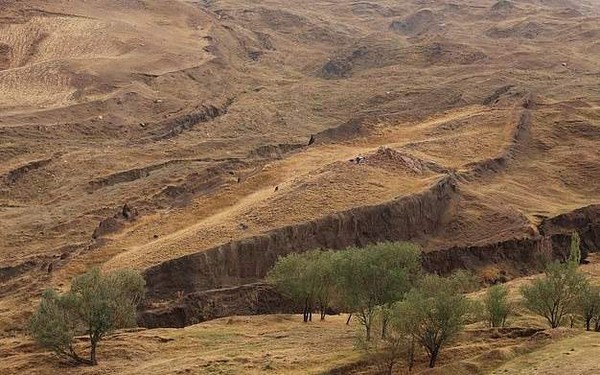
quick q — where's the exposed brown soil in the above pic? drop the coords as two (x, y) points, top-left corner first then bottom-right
(138, 204), (600, 328)
(0, 1), (599, 370)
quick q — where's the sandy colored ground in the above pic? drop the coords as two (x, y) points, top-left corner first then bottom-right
(1, 0), (600, 373)
(4, 256), (600, 375)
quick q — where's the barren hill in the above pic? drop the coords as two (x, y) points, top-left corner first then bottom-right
(1, 0), (600, 372)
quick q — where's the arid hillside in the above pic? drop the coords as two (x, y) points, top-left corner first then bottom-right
(0, 0), (599, 371)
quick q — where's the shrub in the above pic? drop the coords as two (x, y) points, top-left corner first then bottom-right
(267, 249), (337, 322)
(520, 262), (587, 328)
(448, 269), (480, 293)
(403, 275), (472, 368)
(335, 242), (421, 341)
(29, 268), (145, 365)
(483, 284), (511, 327)
(578, 283), (600, 331)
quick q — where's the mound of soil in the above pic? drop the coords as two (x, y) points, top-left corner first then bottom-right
(487, 21), (547, 40)
(0, 43), (10, 70)
(491, 0), (515, 12)
(418, 42), (487, 65)
(367, 147), (447, 175)
(390, 9), (438, 36)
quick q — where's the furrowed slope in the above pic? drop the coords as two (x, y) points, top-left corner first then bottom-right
(0, 0), (599, 346)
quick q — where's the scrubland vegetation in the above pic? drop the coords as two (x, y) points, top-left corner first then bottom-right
(26, 233), (599, 373)
(29, 268), (145, 365)
(266, 234), (599, 373)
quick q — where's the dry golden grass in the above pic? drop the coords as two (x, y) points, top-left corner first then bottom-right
(1, 0), (600, 372)
(0, 314), (360, 375)
(491, 332), (600, 375)
(0, 1), (211, 112)
(4, 257), (600, 375)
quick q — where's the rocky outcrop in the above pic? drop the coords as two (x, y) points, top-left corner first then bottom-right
(88, 167), (151, 191)
(92, 203), (138, 239)
(151, 98), (234, 140)
(423, 205), (600, 276)
(424, 236), (555, 277)
(3, 158), (52, 184)
(539, 204), (600, 259)
(0, 260), (36, 284)
(144, 175), (457, 301)
(461, 96), (532, 179)
(138, 282), (298, 328)
(248, 143), (305, 159)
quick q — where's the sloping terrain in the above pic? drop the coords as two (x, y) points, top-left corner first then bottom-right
(4, 254), (600, 375)
(0, 0), (599, 370)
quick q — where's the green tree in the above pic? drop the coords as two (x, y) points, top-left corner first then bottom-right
(267, 252), (313, 322)
(520, 262), (587, 328)
(267, 250), (337, 322)
(569, 232), (581, 265)
(359, 302), (419, 374)
(29, 268), (145, 365)
(404, 275), (472, 368)
(311, 250), (337, 320)
(483, 284), (511, 327)
(448, 269), (480, 294)
(578, 283), (600, 331)
(336, 242), (421, 341)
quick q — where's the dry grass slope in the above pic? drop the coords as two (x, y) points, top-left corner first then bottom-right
(1, 0), (599, 373)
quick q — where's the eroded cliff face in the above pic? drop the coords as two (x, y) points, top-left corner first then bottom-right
(144, 175), (457, 301)
(138, 282), (297, 329)
(138, 204), (600, 329)
(540, 204), (600, 255)
(138, 93), (596, 327)
(137, 92), (597, 328)
(423, 205), (600, 276)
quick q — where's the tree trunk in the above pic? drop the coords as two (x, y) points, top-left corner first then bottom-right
(586, 318), (591, 331)
(66, 346), (94, 365)
(386, 358), (395, 375)
(303, 298), (309, 323)
(365, 321), (371, 342)
(320, 304), (326, 321)
(381, 315), (388, 339)
(407, 337), (416, 372)
(428, 347), (439, 368)
(90, 340), (98, 365)
(346, 313), (352, 325)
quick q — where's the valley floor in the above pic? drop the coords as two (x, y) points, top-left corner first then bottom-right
(4, 257), (600, 375)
